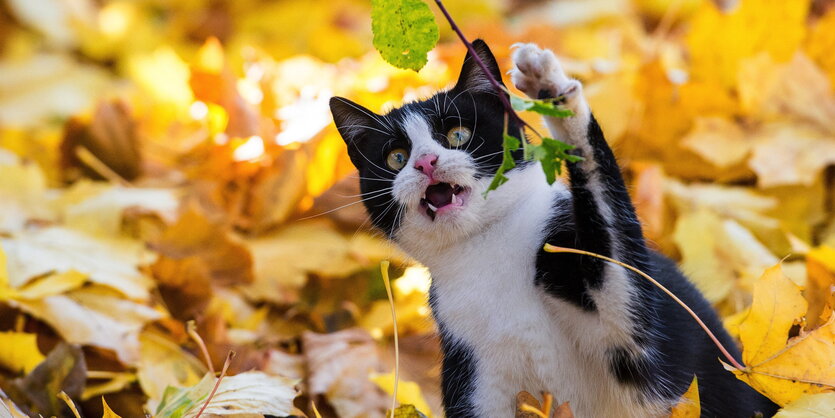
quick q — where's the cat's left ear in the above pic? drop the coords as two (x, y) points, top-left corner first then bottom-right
(329, 96), (382, 144)
(453, 39), (505, 94)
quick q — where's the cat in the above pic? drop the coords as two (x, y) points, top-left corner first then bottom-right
(329, 40), (778, 418)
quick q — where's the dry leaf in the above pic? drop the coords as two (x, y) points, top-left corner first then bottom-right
(727, 265), (835, 406)
(370, 372), (433, 417)
(1, 227), (154, 300)
(303, 328), (388, 418)
(155, 371), (299, 418)
(687, 0), (809, 87)
(774, 392), (835, 417)
(0, 331), (45, 374)
(10, 286), (163, 365)
(670, 376), (700, 418)
(150, 206), (253, 287)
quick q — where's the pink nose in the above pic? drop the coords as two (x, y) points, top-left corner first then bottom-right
(414, 154), (438, 177)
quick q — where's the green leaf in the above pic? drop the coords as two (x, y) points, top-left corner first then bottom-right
(371, 0), (439, 71)
(529, 137), (581, 184)
(510, 95), (574, 118)
(484, 133), (521, 197)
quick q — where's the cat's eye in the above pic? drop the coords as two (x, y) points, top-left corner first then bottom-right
(386, 148), (409, 170)
(447, 126), (472, 147)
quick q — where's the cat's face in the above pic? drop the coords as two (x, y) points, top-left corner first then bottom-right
(330, 40), (523, 251)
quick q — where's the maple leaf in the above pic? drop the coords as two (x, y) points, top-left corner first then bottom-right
(725, 264), (835, 406)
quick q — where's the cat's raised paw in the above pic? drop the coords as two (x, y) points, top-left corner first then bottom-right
(510, 43), (582, 108)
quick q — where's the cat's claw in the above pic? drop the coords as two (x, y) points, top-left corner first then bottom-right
(510, 43), (584, 113)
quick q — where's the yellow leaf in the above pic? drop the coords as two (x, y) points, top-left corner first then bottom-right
(805, 7), (835, 89)
(740, 265), (807, 365)
(370, 372), (432, 418)
(12, 270), (87, 300)
(774, 392), (835, 417)
(0, 331), (45, 374)
(728, 265), (835, 406)
(101, 397), (122, 418)
(83, 372), (136, 401)
(687, 0), (809, 87)
(670, 376), (700, 418)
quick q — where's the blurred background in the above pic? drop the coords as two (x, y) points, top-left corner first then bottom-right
(0, 0), (834, 416)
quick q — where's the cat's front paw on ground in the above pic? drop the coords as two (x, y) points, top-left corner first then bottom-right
(510, 43), (583, 111)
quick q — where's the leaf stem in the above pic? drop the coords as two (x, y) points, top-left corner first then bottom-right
(543, 244), (745, 371)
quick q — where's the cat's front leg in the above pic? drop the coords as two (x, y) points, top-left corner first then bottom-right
(510, 44), (659, 384)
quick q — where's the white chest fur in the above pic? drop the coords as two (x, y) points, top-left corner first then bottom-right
(410, 167), (659, 418)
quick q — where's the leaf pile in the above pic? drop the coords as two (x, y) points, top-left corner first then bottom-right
(0, 0), (834, 416)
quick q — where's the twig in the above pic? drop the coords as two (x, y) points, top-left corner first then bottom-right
(187, 320), (215, 375)
(381, 260), (400, 413)
(432, 0), (533, 133)
(543, 244), (745, 371)
(195, 350), (235, 418)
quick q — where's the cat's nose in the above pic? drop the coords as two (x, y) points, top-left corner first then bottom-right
(414, 153), (438, 177)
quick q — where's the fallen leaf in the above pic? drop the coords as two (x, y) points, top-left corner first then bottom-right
(388, 404), (428, 418)
(1, 227), (154, 300)
(805, 246), (835, 329)
(303, 328), (388, 418)
(748, 123), (835, 188)
(0, 53), (109, 126)
(137, 331), (206, 408)
(0, 331), (45, 374)
(774, 392), (835, 417)
(0, 388), (27, 418)
(11, 343), (86, 417)
(687, 0), (809, 87)
(155, 371), (299, 418)
(738, 53), (835, 134)
(101, 397), (123, 418)
(727, 265), (835, 405)
(370, 372), (432, 417)
(61, 100), (143, 182)
(10, 286), (163, 365)
(150, 206), (253, 287)
(82, 372), (136, 401)
(670, 376), (700, 418)
(681, 117), (752, 169)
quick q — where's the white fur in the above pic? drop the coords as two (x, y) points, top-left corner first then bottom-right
(384, 46), (670, 417)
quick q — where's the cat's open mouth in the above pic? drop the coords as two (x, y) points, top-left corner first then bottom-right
(420, 182), (469, 220)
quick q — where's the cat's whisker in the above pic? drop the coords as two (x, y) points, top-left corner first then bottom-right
(296, 189), (392, 220)
(354, 147), (398, 176)
(340, 124), (392, 136)
(336, 186), (394, 198)
(349, 176), (394, 182)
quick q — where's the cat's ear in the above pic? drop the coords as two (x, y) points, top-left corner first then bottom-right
(329, 96), (382, 144)
(453, 39), (504, 94)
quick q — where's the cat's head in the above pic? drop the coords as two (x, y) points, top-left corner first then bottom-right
(329, 40), (525, 252)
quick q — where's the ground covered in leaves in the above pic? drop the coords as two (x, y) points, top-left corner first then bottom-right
(0, 0), (834, 417)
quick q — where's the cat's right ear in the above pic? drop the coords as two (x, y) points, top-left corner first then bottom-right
(329, 96), (381, 145)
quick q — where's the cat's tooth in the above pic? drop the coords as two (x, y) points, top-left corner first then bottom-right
(427, 202), (438, 211)
(451, 193), (458, 205)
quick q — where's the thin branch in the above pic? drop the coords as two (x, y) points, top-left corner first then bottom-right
(543, 244), (746, 371)
(432, 0), (534, 134)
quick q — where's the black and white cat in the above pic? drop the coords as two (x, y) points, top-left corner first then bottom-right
(329, 41), (778, 418)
